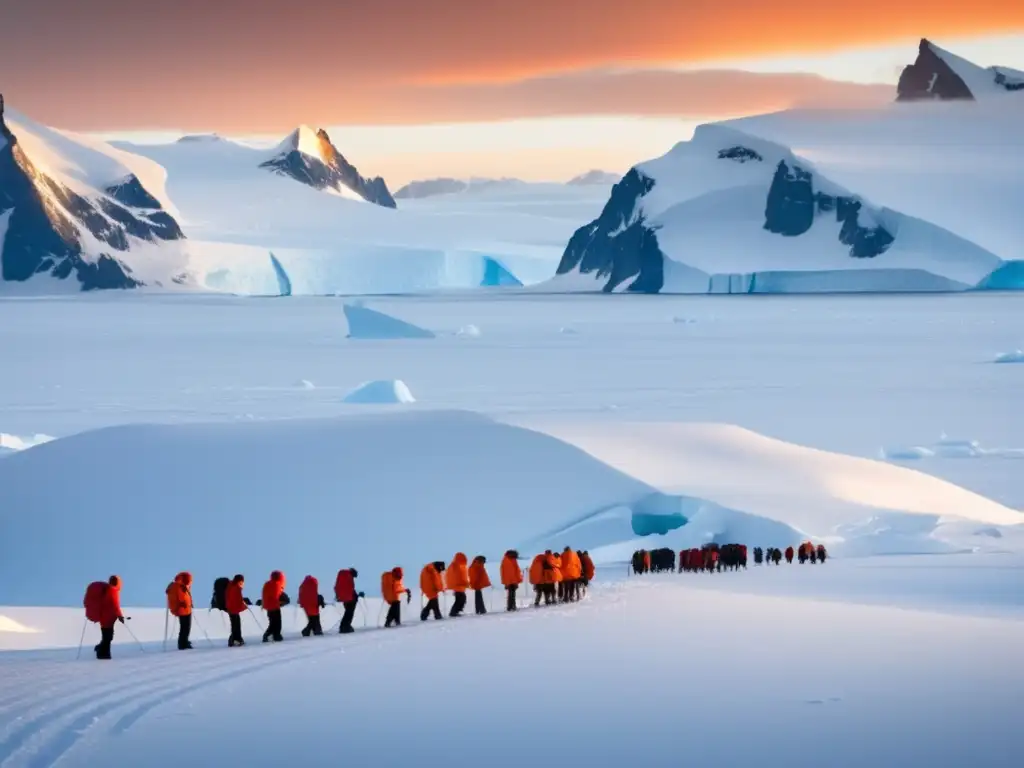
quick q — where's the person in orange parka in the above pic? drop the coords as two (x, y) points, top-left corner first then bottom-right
(419, 561), (446, 621)
(382, 567), (411, 628)
(165, 572), (194, 650)
(529, 553), (547, 607)
(84, 575), (124, 660)
(258, 570), (289, 643)
(468, 555), (491, 615)
(298, 575), (326, 637)
(547, 550), (563, 605)
(500, 550), (523, 611)
(561, 547), (582, 603)
(580, 551), (595, 597)
(225, 574), (251, 647)
(446, 553), (471, 617)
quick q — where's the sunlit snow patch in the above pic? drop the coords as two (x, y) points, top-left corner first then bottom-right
(343, 303), (435, 339)
(0, 433), (54, 457)
(342, 380), (416, 404)
(0, 615), (40, 634)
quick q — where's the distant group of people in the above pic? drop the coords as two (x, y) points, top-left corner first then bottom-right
(753, 542), (827, 565)
(83, 547), (596, 659)
(630, 542), (829, 577)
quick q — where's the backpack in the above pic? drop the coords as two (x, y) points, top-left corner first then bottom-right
(211, 577), (230, 611)
(84, 581), (108, 623)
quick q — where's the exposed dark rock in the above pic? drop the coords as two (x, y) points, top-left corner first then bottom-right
(718, 146), (763, 163)
(105, 175), (161, 209)
(897, 39), (975, 101)
(556, 168), (664, 293)
(261, 128), (397, 208)
(994, 70), (1024, 92)
(764, 160), (894, 258)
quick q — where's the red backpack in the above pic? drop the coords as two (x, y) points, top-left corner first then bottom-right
(83, 581), (108, 623)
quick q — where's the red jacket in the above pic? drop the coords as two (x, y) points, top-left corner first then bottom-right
(262, 571), (286, 611)
(334, 570), (356, 603)
(298, 576), (319, 616)
(100, 579), (123, 627)
(225, 580), (247, 615)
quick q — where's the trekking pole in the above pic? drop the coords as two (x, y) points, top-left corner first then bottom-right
(246, 605), (264, 631)
(191, 612), (215, 648)
(75, 619), (88, 660)
(376, 602), (386, 628)
(359, 598), (368, 628)
(489, 587), (494, 612)
(123, 620), (146, 654)
(326, 602), (342, 634)
(162, 609), (169, 652)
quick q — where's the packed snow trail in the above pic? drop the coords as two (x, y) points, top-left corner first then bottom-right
(2, 577), (1022, 768)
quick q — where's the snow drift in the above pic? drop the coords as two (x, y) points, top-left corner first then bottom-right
(342, 380), (416, 404)
(0, 411), (656, 606)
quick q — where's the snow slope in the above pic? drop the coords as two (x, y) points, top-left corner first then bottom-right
(0, 576), (1022, 768)
(0, 410), (658, 606)
(552, 124), (1005, 294)
(724, 100), (1024, 265)
(897, 39), (1024, 101)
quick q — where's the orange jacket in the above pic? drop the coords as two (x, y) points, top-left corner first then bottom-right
(501, 554), (523, 586)
(529, 555), (546, 585)
(262, 571), (286, 611)
(561, 550), (582, 580)
(225, 578), (247, 615)
(298, 575), (320, 616)
(420, 564), (444, 600)
(382, 568), (405, 603)
(446, 553), (470, 593)
(546, 553), (563, 583)
(99, 576), (123, 627)
(468, 558), (491, 590)
(581, 553), (595, 581)
(166, 572), (193, 617)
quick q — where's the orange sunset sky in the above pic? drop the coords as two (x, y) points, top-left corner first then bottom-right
(2, 0), (1023, 183)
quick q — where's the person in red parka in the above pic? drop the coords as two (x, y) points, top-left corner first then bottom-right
(225, 574), (251, 647)
(333, 568), (363, 634)
(785, 546), (794, 564)
(85, 575), (124, 660)
(258, 571), (289, 643)
(298, 575), (325, 637)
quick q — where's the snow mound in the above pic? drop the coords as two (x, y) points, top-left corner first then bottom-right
(515, 420), (1023, 554)
(882, 437), (1024, 460)
(456, 324), (482, 338)
(994, 350), (1024, 364)
(0, 411), (657, 605)
(0, 432), (54, 456)
(342, 380), (416, 404)
(559, 326), (579, 335)
(298, 380), (316, 390)
(343, 303), (435, 339)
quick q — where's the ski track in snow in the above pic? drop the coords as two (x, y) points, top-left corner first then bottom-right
(0, 599), (584, 768)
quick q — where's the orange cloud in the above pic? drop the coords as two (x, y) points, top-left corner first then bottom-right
(0, 0), (1020, 129)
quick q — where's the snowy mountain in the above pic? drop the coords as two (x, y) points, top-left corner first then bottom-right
(897, 39), (1024, 101)
(0, 95), (187, 291)
(394, 177), (531, 199)
(259, 125), (396, 208)
(567, 170), (620, 186)
(552, 124), (1002, 293)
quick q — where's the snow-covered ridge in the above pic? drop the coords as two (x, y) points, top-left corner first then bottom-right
(552, 122), (1003, 294)
(259, 125), (396, 208)
(0, 95), (188, 290)
(897, 39), (1024, 101)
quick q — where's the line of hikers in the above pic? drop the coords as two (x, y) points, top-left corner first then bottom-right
(631, 541), (828, 575)
(83, 547), (596, 659)
(754, 542), (828, 565)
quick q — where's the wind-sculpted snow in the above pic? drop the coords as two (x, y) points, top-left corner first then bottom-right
(343, 303), (436, 339)
(0, 411), (656, 606)
(342, 379), (416, 404)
